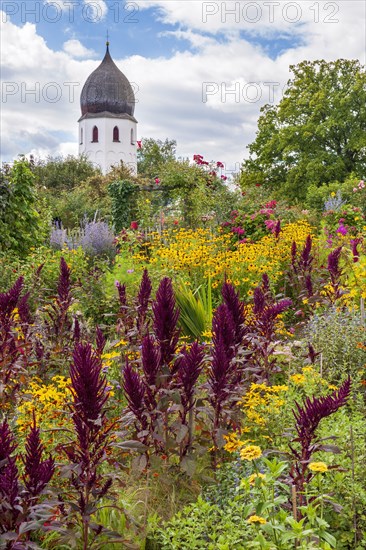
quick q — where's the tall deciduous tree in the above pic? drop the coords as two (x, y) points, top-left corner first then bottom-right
(0, 157), (49, 254)
(240, 59), (366, 199)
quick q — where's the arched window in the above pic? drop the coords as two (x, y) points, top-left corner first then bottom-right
(113, 126), (120, 142)
(130, 128), (135, 144)
(80, 128), (83, 145)
(92, 126), (99, 143)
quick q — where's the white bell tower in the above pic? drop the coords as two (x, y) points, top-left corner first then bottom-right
(78, 42), (137, 174)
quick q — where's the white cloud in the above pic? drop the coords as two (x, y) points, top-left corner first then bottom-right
(82, 0), (108, 21)
(0, 1), (365, 173)
(63, 39), (96, 58)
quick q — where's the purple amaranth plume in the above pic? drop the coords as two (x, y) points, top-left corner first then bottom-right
(73, 317), (80, 343)
(176, 342), (204, 457)
(177, 341), (204, 415)
(208, 303), (241, 464)
(300, 235), (313, 271)
(95, 326), (106, 356)
(350, 238), (361, 263)
(290, 376), (351, 508)
(22, 411), (54, 497)
(141, 334), (161, 387)
(293, 376), (351, 446)
(221, 282), (247, 346)
(58, 257), (72, 307)
(62, 341), (114, 548)
(306, 343), (321, 365)
(45, 257), (73, 346)
(152, 277), (180, 369)
(274, 220), (281, 238)
(0, 422), (19, 524)
(261, 273), (271, 296)
(259, 299), (292, 337)
(137, 269), (152, 333)
(17, 291), (32, 328)
(122, 359), (148, 430)
(115, 281), (134, 337)
(115, 281), (127, 308)
(211, 303), (236, 361)
(305, 274), (313, 297)
(253, 286), (266, 315)
(291, 241), (298, 274)
(0, 276), (24, 326)
(327, 246), (342, 284)
(70, 342), (108, 426)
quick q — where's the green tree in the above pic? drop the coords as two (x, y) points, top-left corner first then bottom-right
(240, 59), (366, 200)
(137, 138), (176, 178)
(32, 154), (98, 191)
(0, 157), (49, 254)
(108, 179), (140, 231)
(159, 159), (236, 227)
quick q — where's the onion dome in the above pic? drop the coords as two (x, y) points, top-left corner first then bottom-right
(80, 43), (135, 117)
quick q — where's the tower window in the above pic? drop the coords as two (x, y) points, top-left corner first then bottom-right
(80, 128), (83, 145)
(130, 128), (135, 145)
(92, 126), (99, 143)
(113, 126), (120, 142)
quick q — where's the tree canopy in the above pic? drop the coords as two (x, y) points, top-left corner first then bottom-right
(240, 59), (366, 200)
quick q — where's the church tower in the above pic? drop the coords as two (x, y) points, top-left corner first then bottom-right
(78, 42), (137, 174)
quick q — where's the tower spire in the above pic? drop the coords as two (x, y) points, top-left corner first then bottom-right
(106, 30), (109, 49)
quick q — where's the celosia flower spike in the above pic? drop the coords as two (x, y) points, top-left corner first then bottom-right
(152, 277), (180, 367)
(327, 246), (342, 284)
(122, 359), (147, 426)
(22, 411), (55, 497)
(58, 257), (72, 306)
(137, 269), (152, 331)
(141, 334), (161, 387)
(177, 341), (204, 410)
(221, 282), (247, 345)
(0, 276), (24, 324)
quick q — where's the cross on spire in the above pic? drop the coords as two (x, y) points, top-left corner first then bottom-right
(106, 30), (110, 47)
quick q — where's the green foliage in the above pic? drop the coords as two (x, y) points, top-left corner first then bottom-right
(44, 175), (112, 229)
(175, 282), (213, 340)
(148, 458), (340, 549)
(305, 173), (366, 215)
(0, 157), (50, 255)
(137, 138), (177, 178)
(108, 179), (140, 232)
(32, 154), (98, 191)
(159, 159), (235, 227)
(240, 59), (366, 200)
(303, 307), (365, 383)
(146, 495), (251, 549)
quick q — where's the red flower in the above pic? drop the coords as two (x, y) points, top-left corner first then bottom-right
(173, 220), (179, 225)
(221, 175), (227, 181)
(137, 140), (142, 149)
(130, 221), (138, 230)
(155, 177), (160, 185)
(216, 161), (224, 168)
(255, 183), (261, 187)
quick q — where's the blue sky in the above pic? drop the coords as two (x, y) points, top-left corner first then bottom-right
(1, 0), (365, 171)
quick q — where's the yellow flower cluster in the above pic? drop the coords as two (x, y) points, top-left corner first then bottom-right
(309, 462), (328, 473)
(223, 431), (248, 453)
(247, 472), (266, 485)
(128, 222), (313, 296)
(247, 515), (267, 525)
(16, 375), (73, 450)
(240, 445), (262, 461)
(238, 383), (289, 435)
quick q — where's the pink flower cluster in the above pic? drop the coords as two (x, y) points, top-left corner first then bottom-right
(353, 180), (365, 192)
